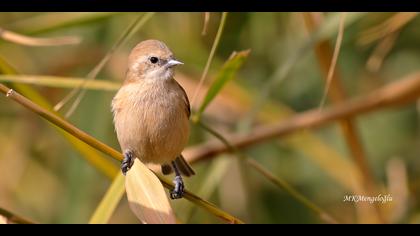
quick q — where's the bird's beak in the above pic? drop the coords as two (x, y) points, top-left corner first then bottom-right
(166, 59), (184, 68)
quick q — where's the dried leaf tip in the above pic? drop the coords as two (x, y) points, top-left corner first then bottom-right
(125, 160), (176, 224)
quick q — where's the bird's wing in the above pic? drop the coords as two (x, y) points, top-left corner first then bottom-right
(174, 79), (191, 118)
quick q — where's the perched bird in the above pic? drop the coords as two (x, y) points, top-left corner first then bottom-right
(112, 39), (195, 199)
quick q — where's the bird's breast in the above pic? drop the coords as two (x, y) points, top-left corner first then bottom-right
(112, 80), (190, 164)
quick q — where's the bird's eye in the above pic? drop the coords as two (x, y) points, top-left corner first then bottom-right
(149, 57), (159, 64)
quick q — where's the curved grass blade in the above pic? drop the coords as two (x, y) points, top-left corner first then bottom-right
(0, 27), (81, 46)
(191, 12), (228, 107)
(7, 12), (120, 35)
(89, 174), (126, 224)
(193, 49), (250, 122)
(0, 75), (120, 91)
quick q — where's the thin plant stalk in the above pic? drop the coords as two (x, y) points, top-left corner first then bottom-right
(191, 12), (228, 107)
(318, 12), (346, 109)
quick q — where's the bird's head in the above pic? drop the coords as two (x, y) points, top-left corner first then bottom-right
(127, 39), (183, 81)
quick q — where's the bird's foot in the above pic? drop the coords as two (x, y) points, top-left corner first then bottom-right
(121, 151), (134, 175)
(170, 175), (184, 199)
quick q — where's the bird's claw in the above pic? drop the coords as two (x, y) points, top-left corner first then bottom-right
(121, 151), (134, 175)
(170, 176), (184, 199)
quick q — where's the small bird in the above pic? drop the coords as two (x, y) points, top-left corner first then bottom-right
(112, 39), (195, 199)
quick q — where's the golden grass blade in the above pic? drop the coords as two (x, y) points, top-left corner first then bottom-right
(126, 160), (176, 224)
(0, 27), (81, 46)
(0, 75), (120, 91)
(89, 174), (126, 224)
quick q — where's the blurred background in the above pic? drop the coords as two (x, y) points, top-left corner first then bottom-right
(0, 12), (420, 224)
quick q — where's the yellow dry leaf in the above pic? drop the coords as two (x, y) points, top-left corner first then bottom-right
(125, 159), (176, 224)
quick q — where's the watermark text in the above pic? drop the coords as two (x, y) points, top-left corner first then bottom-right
(343, 194), (392, 204)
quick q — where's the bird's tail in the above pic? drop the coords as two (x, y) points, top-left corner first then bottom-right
(161, 155), (195, 177)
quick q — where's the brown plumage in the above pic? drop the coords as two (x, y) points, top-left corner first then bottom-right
(112, 39), (195, 199)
